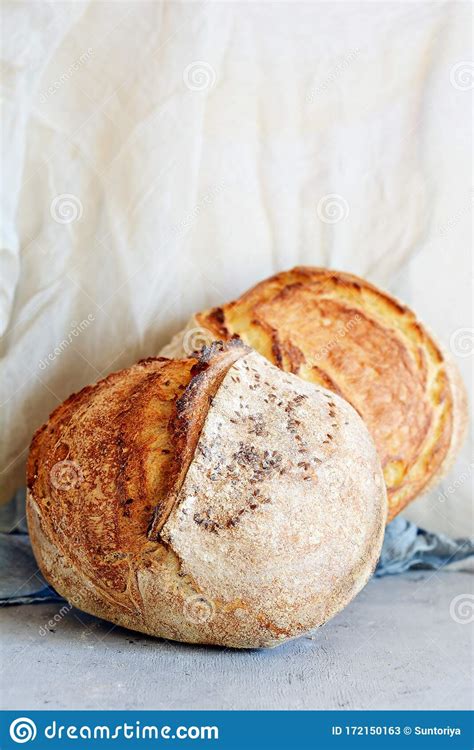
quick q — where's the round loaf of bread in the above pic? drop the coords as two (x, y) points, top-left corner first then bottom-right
(162, 268), (467, 521)
(27, 341), (386, 648)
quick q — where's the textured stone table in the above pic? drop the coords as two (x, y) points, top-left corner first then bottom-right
(1, 571), (472, 711)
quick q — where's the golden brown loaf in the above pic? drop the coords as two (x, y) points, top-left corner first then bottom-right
(162, 268), (467, 521)
(27, 341), (386, 648)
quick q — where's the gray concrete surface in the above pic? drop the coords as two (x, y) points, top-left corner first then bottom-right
(0, 571), (472, 711)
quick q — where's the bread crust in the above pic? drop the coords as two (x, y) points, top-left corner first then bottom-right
(163, 267), (467, 520)
(148, 339), (250, 537)
(27, 343), (386, 648)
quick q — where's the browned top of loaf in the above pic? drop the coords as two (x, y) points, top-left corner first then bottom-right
(26, 356), (197, 602)
(196, 266), (465, 519)
(26, 342), (251, 609)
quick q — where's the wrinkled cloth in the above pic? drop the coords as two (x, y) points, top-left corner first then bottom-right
(0, 0), (472, 543)
(374, 517), (474, 577)
(1, 490), (472, 605)
(0, 532), (63, 604)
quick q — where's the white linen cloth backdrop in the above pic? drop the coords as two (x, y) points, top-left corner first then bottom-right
(0, 1), (472, 535)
